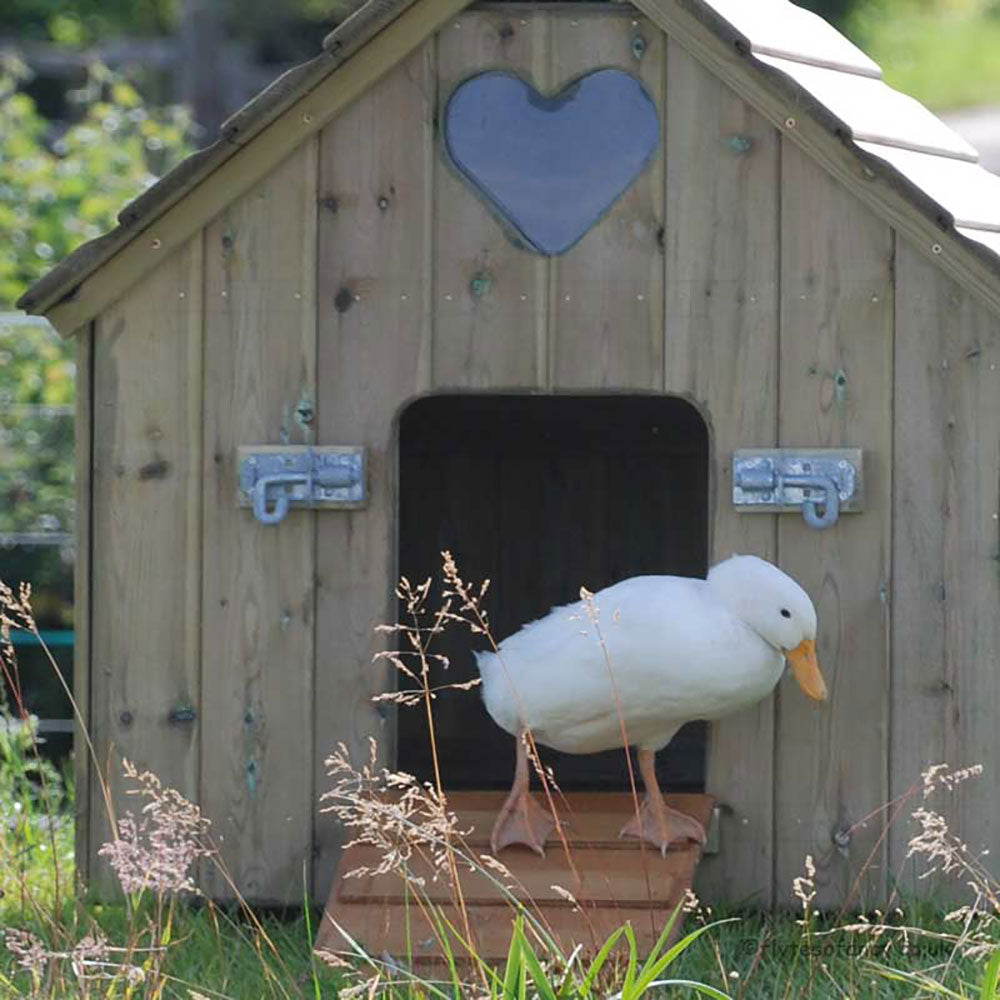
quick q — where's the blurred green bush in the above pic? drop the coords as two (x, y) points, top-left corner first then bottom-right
(0, 59), (191, 309)
(0, 60), (191, 723)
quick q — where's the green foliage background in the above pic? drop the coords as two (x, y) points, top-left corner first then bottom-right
(0, 63), (191, 720)
(0, 61), (191, 535)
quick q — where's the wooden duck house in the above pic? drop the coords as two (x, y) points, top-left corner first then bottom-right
(20, 0), (1000, 928)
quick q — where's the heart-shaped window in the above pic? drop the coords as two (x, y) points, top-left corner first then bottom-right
(443, 69), (660, 256)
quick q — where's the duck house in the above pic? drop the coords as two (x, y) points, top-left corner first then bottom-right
(19, 0), (1000, 940)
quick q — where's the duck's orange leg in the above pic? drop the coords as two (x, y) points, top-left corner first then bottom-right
(619, 749), (707, 857)
(490, 732), (555, 856)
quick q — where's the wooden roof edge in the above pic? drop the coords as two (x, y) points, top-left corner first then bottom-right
(634, 0), (1000, 317)
(748, 45), (879, 79)
(692, 0), (882, 78)
(19, 0), (1000, 331)
(15, 0), (423, 320)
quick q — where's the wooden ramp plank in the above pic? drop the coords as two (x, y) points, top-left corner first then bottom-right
(433, 791), (713, 847)
(317, 791), (712, 963)
(317, 902), (686, 964)
(339, 846), (688, 905)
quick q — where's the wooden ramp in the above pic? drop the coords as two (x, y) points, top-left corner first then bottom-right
(315, 791), (714, 966)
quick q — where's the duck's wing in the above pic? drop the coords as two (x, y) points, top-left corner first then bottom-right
(479, 577), (722, 753)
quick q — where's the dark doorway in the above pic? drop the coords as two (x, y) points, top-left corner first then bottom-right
(396, 394), (710, 793)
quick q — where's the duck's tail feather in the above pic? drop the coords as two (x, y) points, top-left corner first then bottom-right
(474, 648), (519, 736)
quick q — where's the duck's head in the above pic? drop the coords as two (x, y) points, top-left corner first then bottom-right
(708, 555), (827, 702)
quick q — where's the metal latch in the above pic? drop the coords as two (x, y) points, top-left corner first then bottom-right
(238, 446), (367, 525)
(732, 449), (863, 529)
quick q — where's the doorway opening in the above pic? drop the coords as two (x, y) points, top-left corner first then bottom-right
(396, 394), (710, 792)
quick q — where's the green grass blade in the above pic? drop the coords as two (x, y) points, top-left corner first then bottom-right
(620, 922), (639, 1000)
(517, 929), (559, 1000)
(637, 979), (732, 999)
(424, 903), (463, 1000)
(502, 915), (523, 1000)
(633, 918), (739, 995)
(578, 925), (625, 997)
(867, 961), (967, 999)
(300, 865), (322, 1000)
(981, 949), (1000, 1000)
(633, 902), (682, 987)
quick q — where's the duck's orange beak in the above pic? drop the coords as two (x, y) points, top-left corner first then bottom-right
(785, 639), (827, 701)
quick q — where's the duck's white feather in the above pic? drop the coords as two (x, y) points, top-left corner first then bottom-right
(477, 572), (787, 754)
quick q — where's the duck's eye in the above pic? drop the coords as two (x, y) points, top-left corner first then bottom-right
(780, 608), (791, 619)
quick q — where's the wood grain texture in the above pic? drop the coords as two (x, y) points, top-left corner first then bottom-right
(200, 142), (318, 903)
(661, 42), (780, 905)
(313, 45), (434, 903)
(433, 9), (549, 389)
(340, 847), (689, 904)
(775, 142), (893, 909)
(890, 240), (1000, 895)
(549, 12), (665, 390)
(627, 0), (1000, 325)
(318, 791), (711, 962)
(90, 235), (203, 893)
(317, 902), (686, 963)
(73, 323), (94, 884)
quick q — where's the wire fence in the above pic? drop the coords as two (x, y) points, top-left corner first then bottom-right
(1, 311), (75, 744)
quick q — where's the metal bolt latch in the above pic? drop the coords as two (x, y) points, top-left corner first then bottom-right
(238, 446), (367, 525)
(732, 449), (863, 530)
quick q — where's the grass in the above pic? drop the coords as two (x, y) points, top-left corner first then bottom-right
(3, 569), (1000, 998)
(848, 2), (1000, 111)
(2, 869), (996, 998)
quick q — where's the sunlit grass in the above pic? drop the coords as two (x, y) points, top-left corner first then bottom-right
(3, 571), (1000, 998)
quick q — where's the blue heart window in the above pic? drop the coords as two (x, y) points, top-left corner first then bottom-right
(443, 69), (660, 256)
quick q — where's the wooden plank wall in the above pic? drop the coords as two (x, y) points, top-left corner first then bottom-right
(433, 11), (546, 388)
(313, 44), (434, 900)
(549, 10), (664, 390)
(775, 145), (893, 908)
(72, 322), (94, 884)
(81, 6), (1000, 909)
(890, 241), (1000, 893)
(200, 142), (319, 903)
(662, 43), (780, 905)
(90, 235), (203, 891)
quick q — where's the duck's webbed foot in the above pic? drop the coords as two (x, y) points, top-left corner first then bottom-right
(490, 730), (556, 856)
(618, 748), (707, 857)
(490, 785), (556, 856)
(618, 796), (706, 857)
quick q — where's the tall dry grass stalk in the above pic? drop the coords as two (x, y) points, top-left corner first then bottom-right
(319, 560), (574, 992)
(0, 577), (320, 998)
(316, 551), (707, 995)
(775, 762), (1000, 996)
(9, 552), (999, 998)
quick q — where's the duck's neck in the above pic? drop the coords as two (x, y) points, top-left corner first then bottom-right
(706, 573), (780, 652)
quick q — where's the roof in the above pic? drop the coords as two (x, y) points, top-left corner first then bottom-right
(19, 0), (1000, 331)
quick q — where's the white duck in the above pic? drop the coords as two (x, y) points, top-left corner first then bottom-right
(476, 554), (827, 856)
